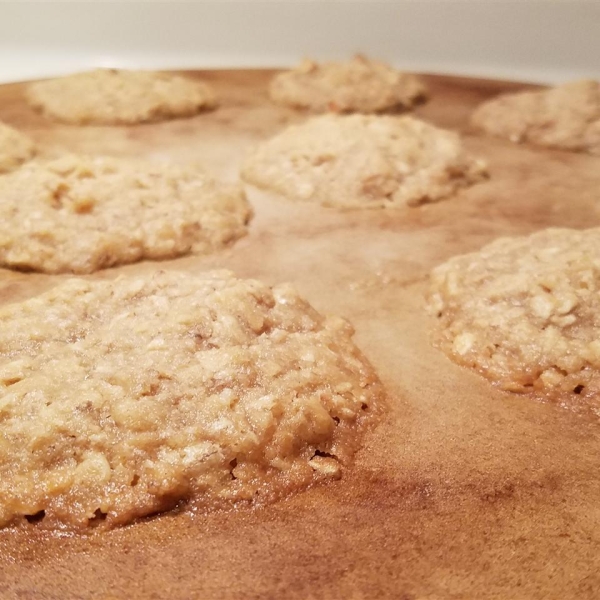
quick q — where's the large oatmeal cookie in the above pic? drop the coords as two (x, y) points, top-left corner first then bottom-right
(0, 270), (384, 530)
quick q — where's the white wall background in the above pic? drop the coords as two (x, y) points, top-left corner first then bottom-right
(0, 1), (598, 84)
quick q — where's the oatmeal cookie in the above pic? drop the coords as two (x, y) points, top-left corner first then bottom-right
(269, 55), (426, 113)
(27, 69), (217, 125)
(241, 114), (487, 208)
(471, 79), (600, 154)
(0, 121), (35, 173)
(0, 155), (251, 274)
(429, 228), (600, 403)
(0, 270), (383, 529)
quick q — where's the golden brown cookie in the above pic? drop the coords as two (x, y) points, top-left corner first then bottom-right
(241, 114), (487, 208)
(429, 228), (600, 404)
(0, 155), (251, 274)
(27, 69), (217, 125)
(0, 270), (383, 529)
(471, 79), (600, 154)
(269, 55), (426, 113)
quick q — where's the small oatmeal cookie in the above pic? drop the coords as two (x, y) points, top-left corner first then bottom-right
(429, 228), (600, 403)
(0, 270), (384, 529)
(0, 121), (35, 173)
(241, 114), (487, 208)
(471, 79), (600, 154)
(27, 69), (217, 125)
(0, 155), (251, 274)
(269, 55), (426, 113)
